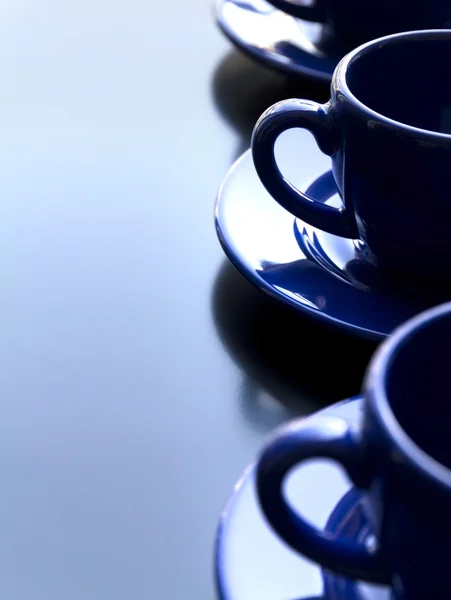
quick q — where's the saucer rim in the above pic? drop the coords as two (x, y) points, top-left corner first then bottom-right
(214, 0), (336, 82)
(214, 395), (364, 600)
(214, 150), (385, 341)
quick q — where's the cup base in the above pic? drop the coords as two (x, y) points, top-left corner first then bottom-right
(294, 171), (451, 302)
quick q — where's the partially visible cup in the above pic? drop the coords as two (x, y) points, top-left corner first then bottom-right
(256, 301), (451, 598)
(252, 30), (451, 285)
(266, 0), (451, 48)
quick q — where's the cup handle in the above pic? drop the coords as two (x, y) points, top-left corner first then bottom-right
(252, 99), (359, 239)
(266, 0), (327, 21)
(256, 415), (390, 584)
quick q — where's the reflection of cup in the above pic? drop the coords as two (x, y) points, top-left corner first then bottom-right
(256, 301), (451, 598)
(252, 30), (451, 284)
(265, 0), (451, 48)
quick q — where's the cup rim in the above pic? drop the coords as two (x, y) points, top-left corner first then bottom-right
(367, 301), (451, 489)
(334, 29), (451, 142)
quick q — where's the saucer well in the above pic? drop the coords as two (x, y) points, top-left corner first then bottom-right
(215, 397), (390, 600)
(215, 0), (340, 81)
(214, 130), (440, 340)
(294, 173), (450, 304)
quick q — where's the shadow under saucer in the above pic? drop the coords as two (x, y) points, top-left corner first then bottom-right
(211, 260), (376, 425)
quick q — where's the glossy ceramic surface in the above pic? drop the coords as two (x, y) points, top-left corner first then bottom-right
(265, 0), (451, 48)
(215, 131), (440, 340)
(215, 397), (390, 600)
(294, 174), (449, 305)
(215, 0), (339, 81)
(257, 303), (451, 598)
(252, 30), (451, 284)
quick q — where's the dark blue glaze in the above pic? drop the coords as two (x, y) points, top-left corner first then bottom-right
(265, 0), (451, 48)
(295, 171), (451, 304)
(322, 489), (378, 600)
(252, 30), (451, 284)
(215, 144), (444, 340)
(215, 398), (391, 600)
(256, 302), (451, 599)
(215, 0), (339, 81)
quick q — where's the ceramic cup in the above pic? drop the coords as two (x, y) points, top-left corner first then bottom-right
(256, 301), (451, 598)
(266, 0), (451, 48)
(252, 30), (451, 285)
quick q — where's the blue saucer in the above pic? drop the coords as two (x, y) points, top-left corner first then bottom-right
(214, 130), (443, 340)
(215, 397), (391, 600)
(215, 0), (339, 81)
(293, 172), (450, 304)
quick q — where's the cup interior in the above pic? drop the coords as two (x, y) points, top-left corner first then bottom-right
(385, 309), (451, 469)
(346, 34), (451, 134)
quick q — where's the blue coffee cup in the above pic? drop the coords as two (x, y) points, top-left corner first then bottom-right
(265, 0), (451, 47)
(252, 30), (451, 284)
(256, 301), (451, 598)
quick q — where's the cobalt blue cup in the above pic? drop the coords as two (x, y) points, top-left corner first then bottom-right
(256, 301), (451, 599)
(265, 0), (451, 48)
(252, 30), (451, 285)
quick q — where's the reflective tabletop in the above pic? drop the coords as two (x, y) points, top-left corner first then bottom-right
(0, 2), (378, 599)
